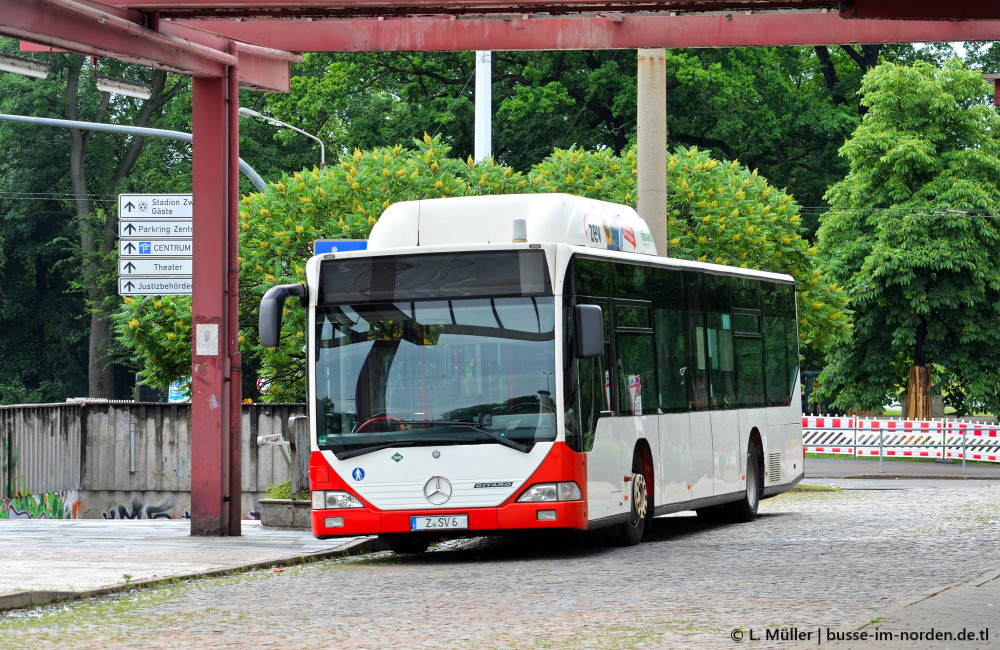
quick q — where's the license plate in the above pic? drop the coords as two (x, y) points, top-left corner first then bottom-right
(410, 515), (468, 531)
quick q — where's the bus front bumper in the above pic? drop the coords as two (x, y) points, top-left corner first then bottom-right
(311, 500), (588, 538)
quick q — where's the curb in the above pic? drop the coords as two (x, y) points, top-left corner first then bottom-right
(0, 536), (385, 613)
(791, 567), (1000, 649)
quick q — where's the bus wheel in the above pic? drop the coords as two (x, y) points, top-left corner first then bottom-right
(725, 447), (761, 523)
(616, 449), (649, 546)
(378, 534), (432, 554)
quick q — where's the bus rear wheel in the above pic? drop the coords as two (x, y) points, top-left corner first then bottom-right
(379, 533), (432, 554)
(616, 449), (649, 546)
(724, 447), (761, 523)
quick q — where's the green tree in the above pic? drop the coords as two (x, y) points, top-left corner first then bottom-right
(815, 60), (1000, 417)
(0, 38), (187, 400)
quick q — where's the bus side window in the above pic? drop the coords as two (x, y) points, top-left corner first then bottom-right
(684, 272), (709, 410)
(571, 299), (611, 452)
(763, 285), (793, 406)
(654, 307), (687, 411)
(706, 274), (735, 408)
(615, 332), (656, 415)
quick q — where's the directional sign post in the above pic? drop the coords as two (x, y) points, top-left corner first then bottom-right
(119, 220), (193, 238)
(119, 259), (193, 276)
(119, 193), (193, 220)
(119, 278), (193, 296)
(118, 193), (194, 296)
(119, 240), (194, 257)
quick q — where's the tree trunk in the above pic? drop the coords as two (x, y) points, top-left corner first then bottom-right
(64, 61), (182, 399)
(905, 366), (932, 421)
(64, 56), (115, 398)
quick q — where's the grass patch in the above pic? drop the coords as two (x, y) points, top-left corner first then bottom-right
(265, 479), (309, 501)
(792, 484), (842, 492)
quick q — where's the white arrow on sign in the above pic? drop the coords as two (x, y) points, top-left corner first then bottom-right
(119, 240), (193, 257)
(119, 220), (193, 238)
(119, 259), (193, 275)
(119, 193), (193, 220)
(118, 277), (192, 296)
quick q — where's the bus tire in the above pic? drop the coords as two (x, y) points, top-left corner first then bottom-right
(379, 533), (432, 554)
(616, 448), (649, 546)
(725, 446), (761, 523)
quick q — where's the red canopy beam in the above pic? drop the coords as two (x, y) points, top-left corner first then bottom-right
(6, 0), (297, 91)
(106, 0), (838, 16)
(182, 12), (1000, 52)
(842, 0), (1000, 20)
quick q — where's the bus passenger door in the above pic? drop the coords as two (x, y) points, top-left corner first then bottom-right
(579, 299), (621, 521)
(685, 274), (714, 501)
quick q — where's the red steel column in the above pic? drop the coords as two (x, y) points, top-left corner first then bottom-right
(227, 45), (244, 536)
(191, 73), (236, 536)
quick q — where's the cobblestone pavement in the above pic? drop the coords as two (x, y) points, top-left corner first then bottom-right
(2, 480), (999, 649)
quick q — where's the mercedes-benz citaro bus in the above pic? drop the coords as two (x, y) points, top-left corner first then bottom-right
(259, 193), (803, 553)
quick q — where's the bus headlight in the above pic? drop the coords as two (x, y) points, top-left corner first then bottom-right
(516, 482), (582, 502)
(312, 491), (364, 509)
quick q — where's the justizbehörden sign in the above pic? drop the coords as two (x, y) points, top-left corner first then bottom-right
(119, 219), (193, 238)
(119, 277), (192, 296)
(119, 193), (193, 219)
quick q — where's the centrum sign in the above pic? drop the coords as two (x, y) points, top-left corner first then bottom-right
(119, 240), (194, 257)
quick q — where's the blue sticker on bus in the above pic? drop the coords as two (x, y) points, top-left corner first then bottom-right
(314, 239), (368, 255)
(352, 467), (365, 481)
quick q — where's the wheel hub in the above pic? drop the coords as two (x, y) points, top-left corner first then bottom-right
(632, 473), (648, 520)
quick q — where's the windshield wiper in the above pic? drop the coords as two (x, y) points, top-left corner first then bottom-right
(398, 420), (531, 453)
(336, 440), (417, 460)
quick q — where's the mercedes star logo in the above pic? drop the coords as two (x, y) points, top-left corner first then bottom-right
(423, 476), (453, 505)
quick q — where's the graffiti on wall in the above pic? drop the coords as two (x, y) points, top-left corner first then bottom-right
(1, 491), (79, 519)
(85, 491), (192, 520)
(101, 497), (190, 520)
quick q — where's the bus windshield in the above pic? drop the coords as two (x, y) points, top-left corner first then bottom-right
(314, 296), (556, 459)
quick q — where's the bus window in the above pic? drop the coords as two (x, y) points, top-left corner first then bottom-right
(763, 284), (791, 406)
(569, 298), (611, 452)
(684, 272), (709, 410)
(735, 335), (765, 407)
(615, 332), (656, 415)
(654, 306), (687, 411)
(706, 275), (735, 409)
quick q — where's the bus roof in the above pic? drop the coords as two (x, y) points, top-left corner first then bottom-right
(367, 193), (658, 256)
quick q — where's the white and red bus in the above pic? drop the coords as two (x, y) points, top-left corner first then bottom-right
(259, 193), (803, 553)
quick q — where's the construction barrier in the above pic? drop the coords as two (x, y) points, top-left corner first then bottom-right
(803, 416), (1000, 464)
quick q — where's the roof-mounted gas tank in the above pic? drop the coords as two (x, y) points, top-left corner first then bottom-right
(366, 193), (658, 255)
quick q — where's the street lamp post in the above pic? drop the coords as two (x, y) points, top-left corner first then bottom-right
(238, 107), (326, 169)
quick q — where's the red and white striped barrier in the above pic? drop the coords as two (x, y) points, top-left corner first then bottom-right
(802, 416), (1000, 464)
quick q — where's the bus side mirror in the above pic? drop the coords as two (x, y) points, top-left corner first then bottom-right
(259, 284), (307, 348)
(574, 304), (604, 358)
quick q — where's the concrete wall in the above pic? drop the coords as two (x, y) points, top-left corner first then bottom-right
(0, 402), (305, 520)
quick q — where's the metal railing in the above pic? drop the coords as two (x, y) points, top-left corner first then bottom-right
(802, 415), (1000, 476)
